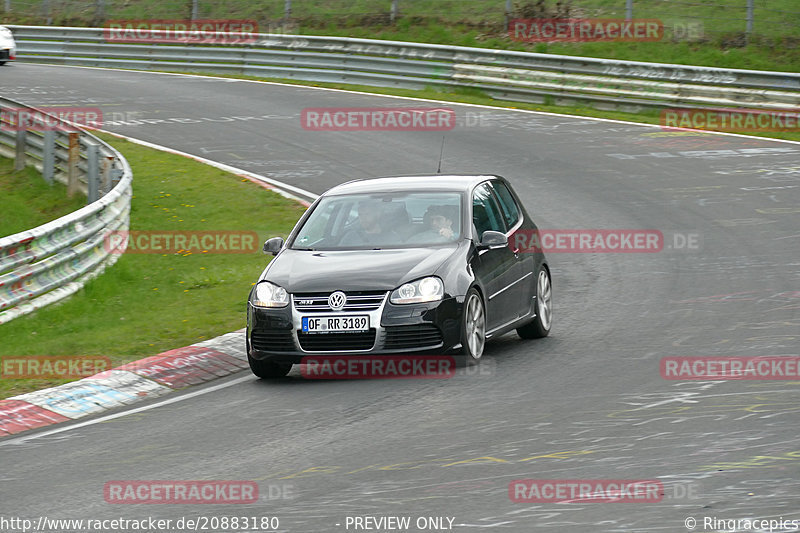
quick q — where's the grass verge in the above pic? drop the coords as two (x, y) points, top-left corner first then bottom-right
(0, 158), (86, 238)
(0, 132), (307, 399)
(3, 0), (798, 71)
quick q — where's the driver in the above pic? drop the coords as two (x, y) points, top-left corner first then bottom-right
(413, 205), (456, 243)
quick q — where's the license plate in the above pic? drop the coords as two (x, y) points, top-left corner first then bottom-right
(302, 315), (369, 333)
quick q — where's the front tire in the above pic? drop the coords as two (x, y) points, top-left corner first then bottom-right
(517, 266), (552, 339)
(460, 288), (486, 364)
(248, 353), (292, 378)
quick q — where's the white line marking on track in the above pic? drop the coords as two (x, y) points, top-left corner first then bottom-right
(0, 375), (253, 447)
(23, 63), (800, 146)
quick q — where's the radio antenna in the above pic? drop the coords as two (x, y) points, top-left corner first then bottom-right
(436, 135), (446, 174)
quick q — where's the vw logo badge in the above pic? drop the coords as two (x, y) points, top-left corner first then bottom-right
(328, 291), (347, 310)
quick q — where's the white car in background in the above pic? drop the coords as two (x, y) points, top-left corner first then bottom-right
(0, 25), (16, 65)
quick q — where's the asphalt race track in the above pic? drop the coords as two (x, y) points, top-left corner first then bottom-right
(1, 64), (799, 532)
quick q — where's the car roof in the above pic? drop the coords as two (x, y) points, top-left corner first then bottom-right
(326, 174), (503, 196)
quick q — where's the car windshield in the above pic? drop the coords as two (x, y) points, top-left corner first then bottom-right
(290, 192), (463, 250)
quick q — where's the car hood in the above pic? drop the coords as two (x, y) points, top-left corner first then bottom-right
(261, 246), (458, 293)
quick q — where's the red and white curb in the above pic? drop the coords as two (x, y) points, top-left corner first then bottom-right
(0, 329), (248, 436)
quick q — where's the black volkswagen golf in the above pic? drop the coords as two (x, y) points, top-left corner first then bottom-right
(246, 174), (551, 378)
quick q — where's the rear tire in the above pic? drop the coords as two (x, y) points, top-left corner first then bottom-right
(248, 353), (292, 378)
(517, 267), (552, 339)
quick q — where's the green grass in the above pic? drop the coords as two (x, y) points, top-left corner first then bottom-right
(0, 158), (86, 238)
(4, 0), (799, 72)
(0, 133), (306, 399)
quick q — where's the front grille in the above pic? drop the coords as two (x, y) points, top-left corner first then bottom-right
(298, 330), (377, 351)
(384, 324), (444, 350)
(293, 291), (386, 313)
(251, 329), (295, 352)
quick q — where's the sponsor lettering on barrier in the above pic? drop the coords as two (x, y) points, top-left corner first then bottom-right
(118, 346), (247, 388)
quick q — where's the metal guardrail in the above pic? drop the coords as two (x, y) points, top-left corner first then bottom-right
(7, 25), (800, 111)
(0, 96), (132, 324)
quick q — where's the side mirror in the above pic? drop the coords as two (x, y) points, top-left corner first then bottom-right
(478, 230), (508, 250)
(263, 237), (284, 255)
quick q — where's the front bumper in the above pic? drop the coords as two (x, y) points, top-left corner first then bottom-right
(247, 292), (463, 363)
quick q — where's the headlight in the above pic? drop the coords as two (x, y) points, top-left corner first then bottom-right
(252, 281), (289, 308)
(390, 276), (444, 304)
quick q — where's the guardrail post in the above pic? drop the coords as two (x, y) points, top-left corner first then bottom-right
(284, 0), (291, 21)
(0, 94), (133, 326)
(390, 0), (398, 23)
(4, 0), (9, 14)
(67, 131), (80, 197)
(86, 141), (99, 204)
(41, 0), (51, 25)
(42, 129), (55, 184)
(101, 155), (113, 195)
(625, 0), (633, 21)
(505, 0), (512, 27)
(14, 129), (26, 171)
(746, 0), (754, 45)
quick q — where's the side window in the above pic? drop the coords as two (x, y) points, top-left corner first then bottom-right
(472, 183), (506, 236)
(491, 181), (521, 229)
